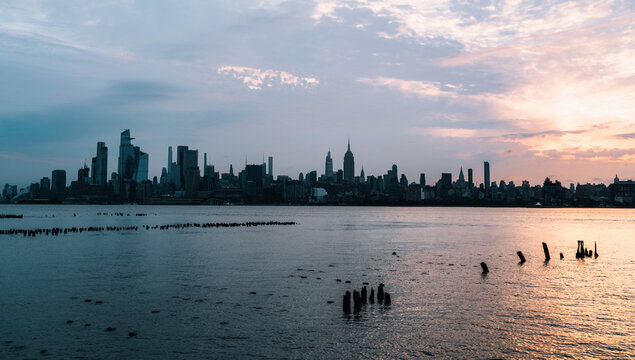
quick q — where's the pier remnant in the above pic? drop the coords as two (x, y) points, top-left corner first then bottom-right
(560, 252), (564, 260)
(353, 290), (361, 314)
(576, 240), (585, 259)
(343, 291), (351, 314)
(361, 286), (367, 304)
(594, 242), (598, 258)
(480, 262), (489, 274)
(369, 288), (375, 304)
(384, 292), (391, 306)
(517, 251), (526, 263)
(377, 283), (385, 303)
(542, 242), (551, 261)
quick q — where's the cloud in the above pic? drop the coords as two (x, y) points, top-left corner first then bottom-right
(357, 77), (458, 98)
(218, 65), (319, 90)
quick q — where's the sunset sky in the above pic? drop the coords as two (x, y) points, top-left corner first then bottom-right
(1, 0), (633, 187)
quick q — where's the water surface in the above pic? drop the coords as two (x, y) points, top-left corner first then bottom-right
(0, 205), (633, 359)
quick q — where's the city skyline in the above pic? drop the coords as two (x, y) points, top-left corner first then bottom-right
(3, 128), (632, 193)
(1, 1), (633, 186)
(0, 129), (632, 190)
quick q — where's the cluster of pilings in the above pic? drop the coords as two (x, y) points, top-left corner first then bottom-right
(0, 214), (23, 219)
(0, 221), (297, 237)
(482, 241), (599, 273)
(343, 283), (391, 315)
(576, 240), (598, 259)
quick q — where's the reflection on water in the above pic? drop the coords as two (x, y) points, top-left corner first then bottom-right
(0, 205), (633, 359)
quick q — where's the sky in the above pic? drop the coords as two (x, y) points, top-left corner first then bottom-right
(0, 0), (633, 188)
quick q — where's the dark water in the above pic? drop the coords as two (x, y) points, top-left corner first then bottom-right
(0, 205), (633, 359)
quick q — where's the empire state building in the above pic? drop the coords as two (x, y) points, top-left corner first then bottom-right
(343, 138), (355, 183)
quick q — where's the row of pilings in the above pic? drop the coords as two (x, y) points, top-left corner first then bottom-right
(0, 221), (297, 237)
(0, 214), (23, 219)
(343, 283), (391, 315)
(481, 241), (599, 273)
(97, 212), (147, 216)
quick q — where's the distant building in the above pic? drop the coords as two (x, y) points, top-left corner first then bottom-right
(343, 139), (355, 183)
(40, 177), (51, 193)
(467, 168), (473, 187)
(324, 150), (333, 180)
(420, 173), (426, 188)
(484, 161), (490, 191)
(268, 156), (273, 177)
(91, 141), (108, 185)
(51, 169), (66, 200)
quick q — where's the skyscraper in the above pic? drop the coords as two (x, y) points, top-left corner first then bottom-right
(91, 142), (108, 185)
(420, 173), (426, 188)
(343, 139), (355, 183)
(177, 146), (198, 188)
(458, 167), (465, 183)
(118, 130), (136, 185)
(468, 168), (473, 187)
(268, 156), (273, 177)
(484, 161), (490, 191)
(51, 169), (66, 200)
(324, 150), (333, 179)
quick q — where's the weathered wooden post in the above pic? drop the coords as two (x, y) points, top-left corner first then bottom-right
(517, 251), (526, 263)
(542, 242), (551, 261)
(594, 242), (598, 258)
(369, 288), (375, 304)
(480, 262), (489, 274)
(576, 240), (584, 259)
(560, 252), (564, 260)
(361, 286), (367, 304)
(353, 290), (361, 314)
(384, 292), (391, 305)
(343, 291), (351, 314)
(377, 283), (385, 303)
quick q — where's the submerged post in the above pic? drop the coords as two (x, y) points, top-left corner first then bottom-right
(353, 290), (361, 314)
(343, 291), (351, 314)
(384, 292), (391, 306)
(480, 262), (489, 274)
(517, 251), (526, 263)
(361, 286), (367, 304)
(576, 240), (585, 259)
(369, 288), (375, 304)
(542, 242), (551, 261)
(594, 242), (598, 258)
(377, 283), (385, 303)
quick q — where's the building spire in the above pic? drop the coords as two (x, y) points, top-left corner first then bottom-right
(347, 137), (350, 152)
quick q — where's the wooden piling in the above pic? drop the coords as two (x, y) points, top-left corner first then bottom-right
(594, 242), (598, 258)
(480, 262), (489, 274)
(384, 292), (391, 306)
(343, 291), (351, 314)
(369, 288), (375, 304)
(517, 251), (526, 263)
(353, 290), (361, 314)
(377, 283), (385, 303)
(542, 242), (551, 261)
(361, 286), (367, 304)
